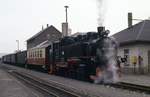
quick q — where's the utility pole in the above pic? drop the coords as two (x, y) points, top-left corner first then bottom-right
(16, 40), (19, 51)
(64, 6), (69, 36)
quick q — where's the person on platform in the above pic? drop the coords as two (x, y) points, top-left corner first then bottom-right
(117, 56), (122, 78)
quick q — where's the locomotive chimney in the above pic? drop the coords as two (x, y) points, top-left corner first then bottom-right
(128, 12), (132, 28)
(97, 26), (105, 33)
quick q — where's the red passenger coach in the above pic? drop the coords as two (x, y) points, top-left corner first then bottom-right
(27, 41), (51, 70)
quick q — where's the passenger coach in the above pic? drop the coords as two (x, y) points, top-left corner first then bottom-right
(27, 41), (52, 71)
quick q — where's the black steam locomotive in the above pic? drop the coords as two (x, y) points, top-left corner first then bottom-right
(51, 26), (118, 82)
(2, 27), (118, 82)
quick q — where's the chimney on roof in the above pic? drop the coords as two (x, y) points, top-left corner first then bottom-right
(128, 12), (132, 28)
(47, 24), (49, 28)
(42, 25), (44, 31)
(62, 22), (68, 37)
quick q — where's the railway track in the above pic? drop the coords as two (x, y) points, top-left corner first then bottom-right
(2, 65), (150, 96)
(6, 70), (82, 97)
(109, 82), (150, 94)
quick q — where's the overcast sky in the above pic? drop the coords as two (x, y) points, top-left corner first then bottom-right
(0, 0), (150, 53)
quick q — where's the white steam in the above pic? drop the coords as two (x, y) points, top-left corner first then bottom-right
(95, 37), (119, 84)
(103, 38), (118, 83)
(96, 0), (107, 26)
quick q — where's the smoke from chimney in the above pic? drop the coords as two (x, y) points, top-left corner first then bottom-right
(96, 0), (107, 26)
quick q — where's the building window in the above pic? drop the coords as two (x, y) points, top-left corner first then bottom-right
(124, 49), (129, 54)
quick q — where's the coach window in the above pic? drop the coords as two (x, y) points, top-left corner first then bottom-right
(35, 51), (37, 58)
(32, 51), (33, 58)
(32, 51), (34, 58)
(30, 52), (32, 58)
(31, 51), (33, 58)
(29, 52), (31, 58)
(35, 51), (36, 58)
(36, 51), (38, 58)
(37, 50), (39, 58)
(29, 52), (30, 58)
(40, 50), (42, 58)
(30, 51), (32, 58)
(32, 52), (33, 58)
(33, 51), (34, 58)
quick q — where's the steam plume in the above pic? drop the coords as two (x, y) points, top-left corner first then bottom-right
(95, 37), (119, 84)
(96, 0), (107, 26)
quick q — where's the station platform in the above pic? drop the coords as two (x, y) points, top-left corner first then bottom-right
(1, 63), (150, 97)
(120, 74), (150, 86)
(0, 66), (43, 97)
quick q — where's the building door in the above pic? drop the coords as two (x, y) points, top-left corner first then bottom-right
(148, 51), (150, 72)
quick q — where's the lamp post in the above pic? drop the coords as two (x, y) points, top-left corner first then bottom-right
(16, 40), (19, 51)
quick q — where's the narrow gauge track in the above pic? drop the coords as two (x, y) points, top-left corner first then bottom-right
(3, 65), (150, 96)
(109, 82), (150, 94)
(7, 70), (82, 97)
(1, 65), (94, 97)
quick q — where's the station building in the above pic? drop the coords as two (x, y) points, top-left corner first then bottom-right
(27, 25), (62, 49)
(113, 20), (150, 74)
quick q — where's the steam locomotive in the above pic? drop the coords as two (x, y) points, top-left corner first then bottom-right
(2, 26), (118, 82)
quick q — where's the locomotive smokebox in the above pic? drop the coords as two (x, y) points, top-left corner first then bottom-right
(97, 26), (105, 33)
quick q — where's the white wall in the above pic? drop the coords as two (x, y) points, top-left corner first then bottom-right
(118, 44), (150, 73)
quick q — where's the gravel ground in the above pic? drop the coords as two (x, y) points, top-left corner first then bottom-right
(2, 64), (150, 97)
(0, 66), (44, 97)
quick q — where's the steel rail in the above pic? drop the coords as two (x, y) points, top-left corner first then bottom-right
(1, 65), (89, 97)
(11, 71), (82, 97)
(10, 70), (59, 97)
(22, 71), (88, 96)
(109, 82), (150, 94)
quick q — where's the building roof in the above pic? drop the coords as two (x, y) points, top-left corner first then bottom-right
(27, 25), (61, 42)
(113, 20), (150, 45)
